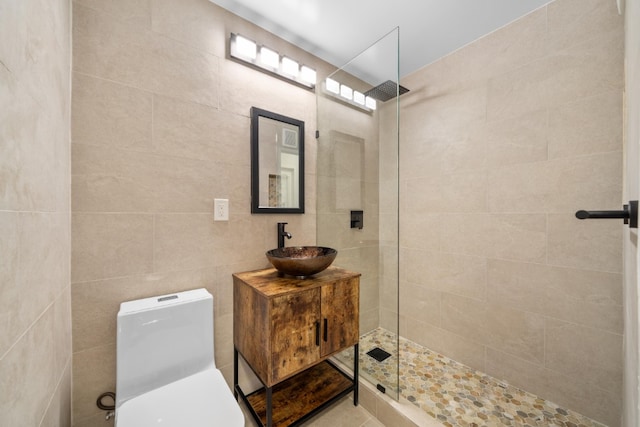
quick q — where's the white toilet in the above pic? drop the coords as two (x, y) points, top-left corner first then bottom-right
(115, 288), (244, 426)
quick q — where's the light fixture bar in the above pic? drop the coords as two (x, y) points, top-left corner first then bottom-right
(229, 33), (316, 90)
(322, 78), (376, 112)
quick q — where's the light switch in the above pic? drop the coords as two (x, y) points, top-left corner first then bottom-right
(214, 198), (229, 221)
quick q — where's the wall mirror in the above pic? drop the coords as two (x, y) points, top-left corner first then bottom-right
(251, 107), (305, 213)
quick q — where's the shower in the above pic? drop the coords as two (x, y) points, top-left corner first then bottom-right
(316, 12), (620, 426)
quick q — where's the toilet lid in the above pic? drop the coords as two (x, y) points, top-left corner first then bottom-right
(116, 369), (244, 427)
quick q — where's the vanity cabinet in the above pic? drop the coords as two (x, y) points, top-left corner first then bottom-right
(233, 266), (360, 427)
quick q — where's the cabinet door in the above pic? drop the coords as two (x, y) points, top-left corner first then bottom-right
(321, 278), (359, 356)
(271, 288), (321, 383)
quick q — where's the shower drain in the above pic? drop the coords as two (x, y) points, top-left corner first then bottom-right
(366, 347), (392, 362)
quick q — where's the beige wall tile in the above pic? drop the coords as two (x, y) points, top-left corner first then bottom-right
(153, 214), (217, 272)
(548, 90), (622, 159)
(73, 142), (251, 214)
(402, 248), (486, 301)
(437, 214), (546, 263)
(71, 143), (158, 212)
(400, 131), (486, 179)
(486, 214), (547, 263)
(441, 293), (545, 364)
(19, 212), (70, 302)
(0, 212), (19, 356)
(402, 319), (486, 372)
(545, 265), (623, 334)
(73, 4), (220, 107)
(40, 361), (72, 427)
(214, 311), (234, 370)
(72, 344), (116, 421)
(399, 213), (442, 252)
(483, 109), (548, 168)
(487, 260), (547, 316)
(74, 0), (150, 27)
(404, 171), (487, 213)
(540, 367), (621, 427)
(488, 152), (622, 214)
(53, 288), (73, 379)
(547, 0), (623, 53)
(0, 306), (57, 427)
(1, 1), (71, 424)
(72, 213), (154, 282)
(400, 282), (440, 328)
(150, 0), (226, 57)
(360, 309), (380, 336)
(545, 30), (624, 108)
(547, 213), (623, 273)
(488, 259), (623, 334)
(487, 30), (623, 123)
(1, 73), (63, 212)
(152, 95), (250, 165)
(401, 86), (487, 151)
(72, 72), (153, 151)
(545, 318), (622, 394)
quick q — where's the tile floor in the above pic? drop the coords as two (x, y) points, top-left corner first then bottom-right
(240, 394), (383, 427)
(338, 328), (606, 427)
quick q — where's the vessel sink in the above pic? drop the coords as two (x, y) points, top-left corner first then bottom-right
(266, 246), (337, 278)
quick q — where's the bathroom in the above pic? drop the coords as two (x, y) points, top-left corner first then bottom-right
(1, 0), (639, 426)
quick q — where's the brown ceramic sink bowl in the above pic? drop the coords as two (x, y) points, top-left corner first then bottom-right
(266, 246), (337, 278)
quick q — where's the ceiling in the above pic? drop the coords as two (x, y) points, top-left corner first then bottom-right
(209, 0), (551, 81)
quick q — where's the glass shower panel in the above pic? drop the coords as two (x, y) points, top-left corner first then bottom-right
(316, 28), (400, 400)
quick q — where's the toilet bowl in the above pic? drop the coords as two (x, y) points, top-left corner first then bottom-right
(115, 289), (244, 427)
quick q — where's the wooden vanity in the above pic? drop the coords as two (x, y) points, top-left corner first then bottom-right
(233, 266), (360, 427)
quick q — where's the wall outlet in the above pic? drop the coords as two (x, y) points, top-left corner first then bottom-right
(214, 198), (229, 221)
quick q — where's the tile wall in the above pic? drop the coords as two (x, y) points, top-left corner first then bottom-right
(0, 0), (72, 425)
(70, 0), (333, 424)
(397, 0), (624, 425)
(623, 0), (640, 425)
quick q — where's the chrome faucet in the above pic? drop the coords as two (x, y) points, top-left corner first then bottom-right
(277, 222), (292, 248)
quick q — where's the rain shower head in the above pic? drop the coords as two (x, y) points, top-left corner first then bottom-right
(363, 80), (409, 102)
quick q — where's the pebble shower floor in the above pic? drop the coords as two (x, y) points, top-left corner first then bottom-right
(340, 328), (605, 427)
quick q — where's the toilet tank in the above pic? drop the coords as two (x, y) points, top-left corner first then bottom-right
(116, 289), (215, 408)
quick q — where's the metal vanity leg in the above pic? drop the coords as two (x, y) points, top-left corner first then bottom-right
(233, 348), (239, 400)
(266, 386), (273, 427)
(354, 343), (359, 406)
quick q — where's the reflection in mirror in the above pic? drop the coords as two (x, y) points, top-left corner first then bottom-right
(251, 107), (305, 213)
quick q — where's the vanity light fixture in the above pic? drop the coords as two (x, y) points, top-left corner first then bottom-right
(300, 66), (316, 85)
(281, 57), (299, 76)
(259, 46), (279, 69)
(325, 78), (340, 95)
(234, 34), (257, 60)
(340, 84), (353, 101)
(229, 33), (316, 90)
(322, 78), (377, 112)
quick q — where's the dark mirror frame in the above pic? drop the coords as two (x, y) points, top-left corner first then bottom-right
(250, 107), (305, 214)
